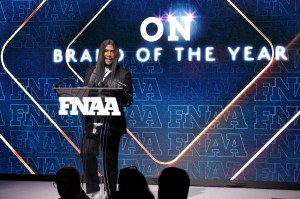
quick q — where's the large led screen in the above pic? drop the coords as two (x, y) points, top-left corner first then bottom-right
(0, 0), (299, 183)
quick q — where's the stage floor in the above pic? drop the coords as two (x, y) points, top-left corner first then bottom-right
(0, 180), (300, 199)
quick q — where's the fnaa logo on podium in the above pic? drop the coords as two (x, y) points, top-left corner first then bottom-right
(58, 97), (121, 116)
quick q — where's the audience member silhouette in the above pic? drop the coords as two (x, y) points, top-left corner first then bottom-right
(55, 167), (89, 199)
(158, 167), (190, 199)
(110, 166), (154, 199)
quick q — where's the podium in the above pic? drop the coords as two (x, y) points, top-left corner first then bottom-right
(53, 86), (127, 194)
(53, 87), (123, 97)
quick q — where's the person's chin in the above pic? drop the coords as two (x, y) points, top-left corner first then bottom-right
(104, 58), (112, 65)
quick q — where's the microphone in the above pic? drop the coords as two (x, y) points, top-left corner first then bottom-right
(113, 80), (132, 106)
(55, 71), (85, 88)
(113, 80), (127, 88)
(54, 79), (64, 88)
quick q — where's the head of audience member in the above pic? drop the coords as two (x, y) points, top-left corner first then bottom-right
(158, 167), (190, 199)
(55, 167), (82, 199)
(113, 166), (154, 199)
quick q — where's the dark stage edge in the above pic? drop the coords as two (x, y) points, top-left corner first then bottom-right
(1, 174), (300, 190)
(1, 180), (300, 199)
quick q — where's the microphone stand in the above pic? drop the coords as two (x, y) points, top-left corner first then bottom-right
(55, 71), (85, 88)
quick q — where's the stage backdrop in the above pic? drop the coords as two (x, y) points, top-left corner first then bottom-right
(0, 0), (299, 183)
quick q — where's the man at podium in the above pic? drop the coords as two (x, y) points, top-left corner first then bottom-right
(80, 39), (133, 199)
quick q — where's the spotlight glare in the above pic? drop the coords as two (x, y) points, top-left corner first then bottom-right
(167, 14), (174, 21)
(186, 14), (194, 22)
